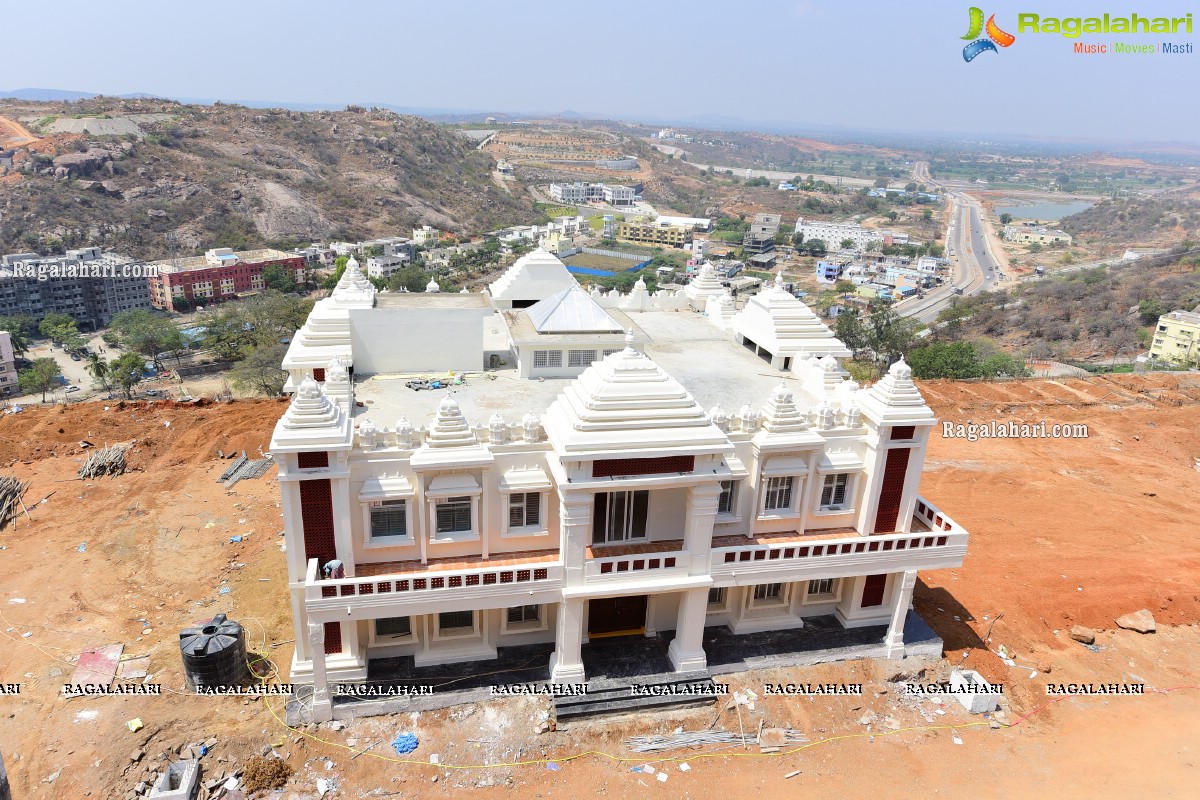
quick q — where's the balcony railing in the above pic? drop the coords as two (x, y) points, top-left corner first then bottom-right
(585, 549), (689, 581)
(303, 557), (563, 609)
(710, 496), (968, 579)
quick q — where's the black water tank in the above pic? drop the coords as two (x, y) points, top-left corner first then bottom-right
(180, 613), (249, 691)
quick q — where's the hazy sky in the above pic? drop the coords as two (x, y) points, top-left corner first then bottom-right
(5, 0), (1197, 142)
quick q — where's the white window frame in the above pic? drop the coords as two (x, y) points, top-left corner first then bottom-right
(802, 578), (842, 605)
(717, 479), (738, 518)
(434, 496), (474, 536)
(817, 472), (854, 513)
(433, 609), (480, 640)
(369, 615), (418, 646)
(747, 582), (791, 610)
(360, 481), (417, 548)
(593, 489), (650, 545)
(503, 491), (547, 536)
(761, 475), (796, 514)
(567, 349), (598, 368)
(427, 477), (482, 544)
(707, 586), (730, 613)
(533, 350), (563, 369)
(501, 604), (547, 634)
(363, 498), (413, 546)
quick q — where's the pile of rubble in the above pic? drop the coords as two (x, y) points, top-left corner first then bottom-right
(122, 737), (256, 800)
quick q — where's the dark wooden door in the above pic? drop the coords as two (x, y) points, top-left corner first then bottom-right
(872, 448), (911, 533)
(861, 574), (888, 608)
(588, 595), (648, 636)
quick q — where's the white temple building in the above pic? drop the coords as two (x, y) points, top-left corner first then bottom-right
(270, 247), (968, 721)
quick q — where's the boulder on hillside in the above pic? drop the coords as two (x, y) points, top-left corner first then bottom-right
(1069, 625), (1096, 644)
(1114, 609), (1156, 634)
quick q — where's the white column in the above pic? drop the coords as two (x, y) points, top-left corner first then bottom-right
(550, 598), (586, 683)
(290, 589), (310, 664)
(883, 571), (917, 659)
(559, 491), (591, 589)
(668, 587), (709, 673)
(683, 482), (721, 574)
(307, 622), (333, 722)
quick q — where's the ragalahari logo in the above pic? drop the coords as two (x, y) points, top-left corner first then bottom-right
(962, 7), (1016, 61)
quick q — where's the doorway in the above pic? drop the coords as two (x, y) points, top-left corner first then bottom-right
(588, 595), (648, 637)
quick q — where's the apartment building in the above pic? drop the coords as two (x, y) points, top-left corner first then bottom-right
(147, 248), (304, 311)
(0, 331), (16, 396)
(0, 247), (153, 329)
(1149, 308), (1200, 365)
(413, 226), (441, 246)
(548, 182), (640, 207)
(1003, 225), (1072, 246)
(794, 218), (891, 252)
(271, 250), (968, 720)
(616, 220), (692, 248)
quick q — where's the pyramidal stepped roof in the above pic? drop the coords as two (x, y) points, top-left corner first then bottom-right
(731, 271), (851, 358)
(856, 358), (935, 425)
(543, 334), (733, 457)
(488, 247), (577, 302)
(527, 285), (623, 333)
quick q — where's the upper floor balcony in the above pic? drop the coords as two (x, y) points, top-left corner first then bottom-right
(709, 496), (966, 585)
(302, 550), (564, 618)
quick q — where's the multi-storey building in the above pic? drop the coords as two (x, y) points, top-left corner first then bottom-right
(743, 213), (781, 255)
(616, 220), (692, 248)
(147, 248), (304, 311)
(794, 218), (899, 253)
(548, 182), (640, 207)
(0, 247), (153, 329)
(0, 331), (16, 396)
(1150, 308), (1200, 365)
(271, 249), (969, 721)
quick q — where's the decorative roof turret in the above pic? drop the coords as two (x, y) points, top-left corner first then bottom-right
(855, 357), (935, 427)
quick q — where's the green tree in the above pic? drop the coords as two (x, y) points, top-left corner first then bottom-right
(85, 352), (110, 390)
(999, 213), (1013, 225)
(904, 182), (918, 193)
(229, 342), (289, 396)
(110, 309), (186, 371)
(922, 208), (933, 222)
(18, 357), (62, 401)
(262, 263), (297, 292)
(867, 304), (921, 363)
(1137, 298), (1167, 325)
(908, 341), (980, 379)
(386, 266), (433, 293)
(321, 255), (351, 290)
(0, 315), (35, 355)
(874, 178), (889, 189)
(109, 352), (146, 399)
(38, 312), (80, 346)
(840, 238), (855, 250)
(834, 312), (870, 353)
(885, 211), (899, 222)
(806, 239), (827, 257)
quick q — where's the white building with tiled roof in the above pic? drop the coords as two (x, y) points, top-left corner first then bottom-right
(269, 249), (968, 722)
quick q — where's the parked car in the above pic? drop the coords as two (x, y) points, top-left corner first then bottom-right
(144, 389), (163, 397)
(70, 353), (81, 361)
(64, 386), (80, 393)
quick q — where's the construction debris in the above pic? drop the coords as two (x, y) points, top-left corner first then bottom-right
(218, 451), (275, 489)
(78, 445), (128, 479)
(0, 476), (31, 530)
(626, 728), (808, 753)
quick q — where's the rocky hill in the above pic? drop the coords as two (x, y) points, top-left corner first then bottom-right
(1060, 196), (1200, 248)
(0, 98), (533, 258)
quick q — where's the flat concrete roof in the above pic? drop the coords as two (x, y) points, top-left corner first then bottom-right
(351, 309), (823, 428)
(373, 293), (493, 310)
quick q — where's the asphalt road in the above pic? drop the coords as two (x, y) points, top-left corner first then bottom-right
(896, 193), (1001, 324)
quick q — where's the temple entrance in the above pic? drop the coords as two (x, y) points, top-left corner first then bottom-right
(587, 595), (648, 638)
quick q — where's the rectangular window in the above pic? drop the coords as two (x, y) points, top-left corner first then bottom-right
(754, 583), (783, 602)
(370, 499), (407, 538)
(808, 579), (835, 597)
(435, 496), (472, 534)
(508, 492), (541, 529)
(602, 348), (621, 357)
(718, 480), (736, 515)
(375, 616), (411, 638)
(707, 587), (727, 607)
(506, 605), (540, 625)
(820, 474), (849, 510)
(764, 476), (794, 511)
(567, 349), (597, 367)
(592, 490), (649, 543)
(438, 610), (474, 633)
(297, 450), (328, 469)
(533, 350), (562, 368)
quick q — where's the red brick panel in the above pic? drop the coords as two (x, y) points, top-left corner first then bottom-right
(299, 479), (336, 565)
(861, 574), (888, 607)
(872, 448), (910, 533)
(592, 455), (695, 478)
